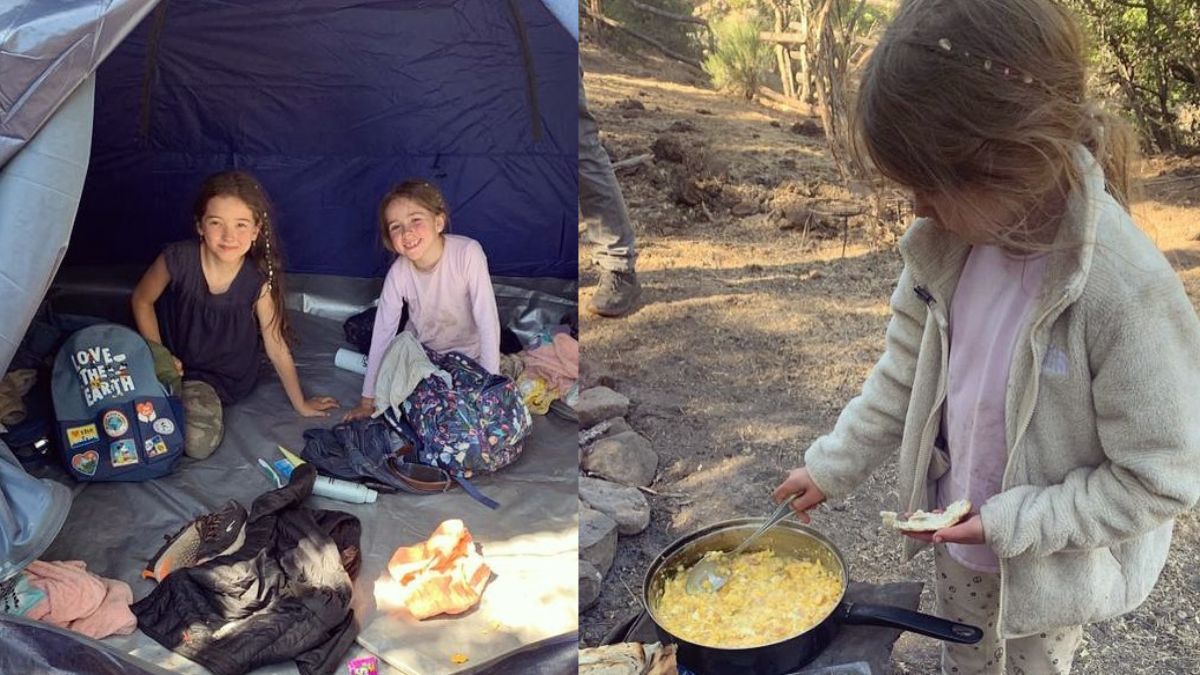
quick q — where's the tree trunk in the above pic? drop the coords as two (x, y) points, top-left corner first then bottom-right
(767, 2), (796, 99)
(798, 3), (813, 103)
(590, 0), (604, 45)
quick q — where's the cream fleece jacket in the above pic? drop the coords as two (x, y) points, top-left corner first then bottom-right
(802, 148), (1200, 638)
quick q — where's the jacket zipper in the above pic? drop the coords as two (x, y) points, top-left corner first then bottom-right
(995, 290), (1070, 637)
(910, 285), (949, 514)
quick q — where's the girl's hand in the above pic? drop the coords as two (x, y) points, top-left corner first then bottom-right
(342, 398), (375, 422)
(173, 357), (184, 376)
(902, 513), (986, 545)
(296, 395), (339, 417)
(771, 467), (827, 524)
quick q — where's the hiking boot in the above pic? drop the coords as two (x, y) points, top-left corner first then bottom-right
(143, 499), (248, 582)
(588, 269), (642, 317)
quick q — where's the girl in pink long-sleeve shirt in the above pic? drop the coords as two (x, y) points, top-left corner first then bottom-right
(344, 181), (500, 421)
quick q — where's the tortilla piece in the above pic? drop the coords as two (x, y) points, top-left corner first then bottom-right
(578, 642), (648, 675)
(880, 499), (972, 532)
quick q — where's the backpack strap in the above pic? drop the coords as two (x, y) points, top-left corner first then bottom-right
(453, 473), (499, 510)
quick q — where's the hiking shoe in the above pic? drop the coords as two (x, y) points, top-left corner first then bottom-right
(588, 269), (642, 317)
(143, 500), (248, 582)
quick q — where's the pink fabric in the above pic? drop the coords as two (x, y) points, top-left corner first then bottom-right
(937, 245), (1048, 573)
(23, 560), (137, 639)
(521, 334), (579, 393)
(363, 234), (501, 397)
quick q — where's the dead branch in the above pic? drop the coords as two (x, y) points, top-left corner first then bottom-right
(756, 86), (815, 114)
(611, 153), (654, 170)
(627, 0), (708, 27)
(582, 5), (704, 71)
(759, 31), (807, 45)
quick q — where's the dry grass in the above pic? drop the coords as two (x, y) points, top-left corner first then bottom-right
(578, 43), (1200, 673)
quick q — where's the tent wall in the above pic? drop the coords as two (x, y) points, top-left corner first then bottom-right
(0, 75), (94, 582)
(67, 0), (578, 280)
(0, 0), (160, 168)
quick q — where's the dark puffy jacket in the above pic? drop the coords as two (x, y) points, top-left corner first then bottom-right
(131, 464), (361, 675)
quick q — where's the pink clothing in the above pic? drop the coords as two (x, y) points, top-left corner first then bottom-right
(363, 235), (501, 397)
(23, 560), (137, 639)
(937, 245), (1047, 573)
(521, 333), (579, 393)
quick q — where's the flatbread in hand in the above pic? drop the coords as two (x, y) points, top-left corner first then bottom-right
(880, 499), (972, 532)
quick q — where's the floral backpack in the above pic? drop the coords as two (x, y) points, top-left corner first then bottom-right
(385, 348), (531, 509)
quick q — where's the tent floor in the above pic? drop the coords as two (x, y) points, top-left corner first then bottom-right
(33, 310), (579, 675)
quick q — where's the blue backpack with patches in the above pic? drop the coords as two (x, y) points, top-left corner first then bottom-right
(51, 324), (186, 482)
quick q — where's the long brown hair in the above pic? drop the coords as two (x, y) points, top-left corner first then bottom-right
(852, 0), (1137, 248)
(192, 170), (295, 346)
(377, 180), (451, 254)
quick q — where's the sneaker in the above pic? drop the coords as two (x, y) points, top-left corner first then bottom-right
(143, 500), (248, 582)
(588, 269), (642, 317)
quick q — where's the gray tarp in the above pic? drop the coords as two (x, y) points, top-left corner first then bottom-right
(0, 73), (96, 584)
(33, 309), (578, 674)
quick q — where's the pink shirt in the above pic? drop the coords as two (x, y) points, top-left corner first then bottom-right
(937, 245), (1048, 573)
(362, 234), (501, 397)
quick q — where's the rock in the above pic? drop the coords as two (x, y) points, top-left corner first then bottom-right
(580, 504), (618, 577)
(579, 560), (603, 611)
(674, 177), (705, 207)
(696, 108), (714, 115)
(577, 386), (631, 427)
(790, 119), (823, 137)
(778, 158), (797, 170)
(616, 98), (646, 111)
(667, 119), (698, 133)
(651, 135), (687, 163)
(731, 201), (760, 217)
(597, 416), (633, 439)
(769, 120), (781, 128)
(584, 431), (658, 487)
(580, 476), (651, 535)
(779, 205), (816, 231)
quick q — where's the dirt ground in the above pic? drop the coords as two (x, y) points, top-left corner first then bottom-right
(577, 43), (1200, 674)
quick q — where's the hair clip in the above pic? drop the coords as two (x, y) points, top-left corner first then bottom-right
(921, 37), (1079, 103)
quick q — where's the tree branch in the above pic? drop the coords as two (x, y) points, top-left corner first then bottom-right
(581, 5), (704, 70)
(626, 0), (708, 27)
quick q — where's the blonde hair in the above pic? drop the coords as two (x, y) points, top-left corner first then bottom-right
(852, 0), (1137, 247)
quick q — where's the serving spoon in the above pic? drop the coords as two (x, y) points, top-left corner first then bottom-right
(684, 494), (799, 595)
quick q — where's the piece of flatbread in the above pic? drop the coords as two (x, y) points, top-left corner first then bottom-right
(579, 642), (653, 675)
(880, 499), (972, 532)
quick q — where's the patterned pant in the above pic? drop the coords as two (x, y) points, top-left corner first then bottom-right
(934, 545), (1083, 674)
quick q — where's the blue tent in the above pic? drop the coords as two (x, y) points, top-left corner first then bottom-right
(70, 0), (578, 280)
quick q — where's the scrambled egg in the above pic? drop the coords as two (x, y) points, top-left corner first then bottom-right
(657, 549), (842, 648)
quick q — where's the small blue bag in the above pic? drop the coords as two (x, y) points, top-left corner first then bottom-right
(51, 324), (185, 482)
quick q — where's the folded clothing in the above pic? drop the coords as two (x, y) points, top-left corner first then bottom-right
(374, 519), (491, 620)
(520, 333), (578, 394)
(22, 560), (137, 640)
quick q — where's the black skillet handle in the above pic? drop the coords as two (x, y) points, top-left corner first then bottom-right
(838, 602), (984, 644)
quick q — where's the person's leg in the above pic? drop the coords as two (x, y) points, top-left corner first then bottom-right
(1005, 624), (1084, 674)
(934, 545), (1005, 674)
(579, 63), (641, 316)
(181, 380), (223, 460)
